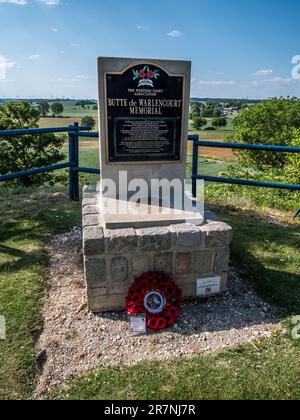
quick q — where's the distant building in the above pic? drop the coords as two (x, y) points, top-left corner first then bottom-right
(222, 107), (240, 115)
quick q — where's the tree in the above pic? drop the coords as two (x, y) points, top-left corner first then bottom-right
(51, 102), (64, 117)
(0, 101), (66, 187)
(212, 116), (227, 129)
(285, 129), (300, 185)
(190, 102), (204, 119)
(81, 116), (96, 130)
(193, 116), (207, 130)
(38, 101), (50, 117)
(213, 107), (222, 118)
(231, 98), (300, 170)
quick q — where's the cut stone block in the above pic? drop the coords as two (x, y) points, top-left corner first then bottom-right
(214, 248), (230, 272)
(82, 197), (97, 207)
(111, 256), (128, 283)
(137, 227), (172, 251)
(83, 214), (99, 228)
(172, 223), (203, 247)
(106, 228), (138, 253)
(87, 290), (126, 312)
(83, 226), (105, 256)
(154, 253), (173, 274)
(84, 257), (106, 289)
(83, 205), (99, 216)
(132, 255), (151, 277)
(194, 250), (214, 274)
(176, 252), (192, 275)
(202, 222), (233, 248)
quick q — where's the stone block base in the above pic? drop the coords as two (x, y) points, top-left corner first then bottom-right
(82, 186), (233, 313)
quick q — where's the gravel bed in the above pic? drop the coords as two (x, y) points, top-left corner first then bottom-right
(35, 228), (281, 397)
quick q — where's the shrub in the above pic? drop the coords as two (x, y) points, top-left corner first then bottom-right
(0, 101), (66, 187)
(230, 98), (300, 170)
(81, 116), (96, 130)
(206, 164), (299, 211)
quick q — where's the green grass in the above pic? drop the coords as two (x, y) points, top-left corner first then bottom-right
(0, 171), (299, 399)
(53, 336), (300, 400)
(215, 206), (300, 315)
(0, 188), (81, 399)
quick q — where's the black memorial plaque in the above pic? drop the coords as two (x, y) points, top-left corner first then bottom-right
(105, 63), (184, 163)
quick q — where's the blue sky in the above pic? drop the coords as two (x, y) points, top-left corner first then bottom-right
(0, 0), (300, 99)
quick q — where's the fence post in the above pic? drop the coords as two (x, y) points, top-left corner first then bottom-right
(68, 123), (80, 201)
(73, 122), (80, 201)
(192, 135), (199, 198)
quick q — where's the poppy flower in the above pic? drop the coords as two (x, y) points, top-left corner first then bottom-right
(126, 271), (182, 332)
(147, 70), (154, 79)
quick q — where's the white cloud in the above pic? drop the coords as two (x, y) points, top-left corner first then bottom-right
(0, 0), (27, 4)
(167, 30), (183, 38)
(254, 69), (273, 76)
(76, 74), (90, 80)
(192, 79), (236, 87)
(51, 74), (91, 84)
(0, 0), (60, 5)
(37, 0), (59, 5)
(137, 25), (149, 30)
(0, 55), (15, 80)
(263, 76), (292, 84)
(29, 54), (41, 60)
(51, 28), (59, 32)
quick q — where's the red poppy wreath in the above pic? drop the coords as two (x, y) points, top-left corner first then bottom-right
(126, 272), (182, 332)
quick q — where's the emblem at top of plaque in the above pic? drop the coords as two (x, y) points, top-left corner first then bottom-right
(132, 65), (160, 88)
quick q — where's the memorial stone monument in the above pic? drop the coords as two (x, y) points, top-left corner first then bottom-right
(82, 57), (233, 312)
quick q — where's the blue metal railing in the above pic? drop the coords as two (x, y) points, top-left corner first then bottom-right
(0, 123), (100, 200)
(0, 127), (299, 213)
(190, 135), (300, 197)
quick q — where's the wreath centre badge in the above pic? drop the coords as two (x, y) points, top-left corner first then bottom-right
(144, 291), (166, 315)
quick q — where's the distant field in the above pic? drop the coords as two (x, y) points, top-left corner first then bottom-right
(60, 141), (234, 185)
(189, 114), (236, 131)
(37, 100), (98, 125)
(39, 117), (99, 131)
(39, 101), (236, 161)
(60, 103), (98, 119)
